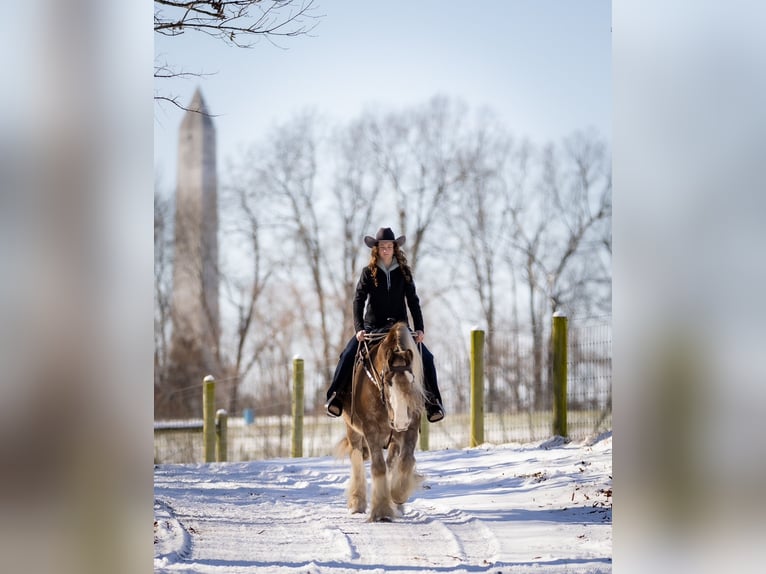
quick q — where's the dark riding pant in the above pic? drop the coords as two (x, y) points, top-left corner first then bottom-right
(326, 335), (442, 406)
(326, 335), (360, 402)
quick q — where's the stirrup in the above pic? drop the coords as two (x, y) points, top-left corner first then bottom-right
(325, 392), (342, 417)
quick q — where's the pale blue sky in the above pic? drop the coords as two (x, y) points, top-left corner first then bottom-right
(154, 0), (611, 192)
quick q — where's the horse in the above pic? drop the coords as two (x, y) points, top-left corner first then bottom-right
(335, 322), (426, 522)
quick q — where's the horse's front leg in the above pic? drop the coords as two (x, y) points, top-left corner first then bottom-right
(385, 441), (400, 468)
(389, 424), (424, 506)
(346, 432), (367, 514)
(368, 445), (395, 522)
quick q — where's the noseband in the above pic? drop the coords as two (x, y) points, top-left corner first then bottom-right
(386, 364), (412, 376)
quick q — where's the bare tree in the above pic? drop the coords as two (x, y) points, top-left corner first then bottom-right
(506, 140), (557, 412)
(250, 113), (337, 380)
(327, 116), (381, 349)
(367, 96), (468, 271)
(539, 130), (612, 319)
(154, 0), (322, 108)
(447, 114), (516, 411)
(509, 201), (550, 412)
(154, 191), (173, 397)
(507, 130), (612, 411)
(215, 159), (281, 413)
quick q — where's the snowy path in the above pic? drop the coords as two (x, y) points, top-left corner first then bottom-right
(154, 434), (612, 573)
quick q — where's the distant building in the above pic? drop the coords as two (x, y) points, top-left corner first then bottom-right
(164, 89), (220, 418)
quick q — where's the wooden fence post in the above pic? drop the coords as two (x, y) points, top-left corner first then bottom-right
(552, 312), (568, 438)
(291, 355), (304, 458)
(203, 375), (216, 462)
(215, 409), (228, 462)
(470, 329), (485, 447)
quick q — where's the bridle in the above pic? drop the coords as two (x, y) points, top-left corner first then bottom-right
(354, 333), (416, 432)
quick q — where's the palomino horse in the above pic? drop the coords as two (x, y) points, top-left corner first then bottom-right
(335, 322), (426, 522)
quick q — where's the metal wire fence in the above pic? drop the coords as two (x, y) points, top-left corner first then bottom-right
(154, 318), (612, 463)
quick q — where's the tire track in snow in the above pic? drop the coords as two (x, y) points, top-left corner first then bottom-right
(172, 498), (358, 566)
(323, 504), (500, 570)
(405, 503), (500, 567)
(153, 499), (192, 569)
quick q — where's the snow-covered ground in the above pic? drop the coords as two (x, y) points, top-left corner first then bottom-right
(154, 432), (612, 573)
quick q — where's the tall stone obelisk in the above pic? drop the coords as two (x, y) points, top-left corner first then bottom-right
(167, 88), (220, 417)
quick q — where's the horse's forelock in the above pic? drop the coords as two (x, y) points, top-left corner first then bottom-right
(374, 323), (424, 392)
(384, 325), (400, 346)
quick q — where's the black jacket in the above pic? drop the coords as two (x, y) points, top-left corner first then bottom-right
(353, 263), (424, 333)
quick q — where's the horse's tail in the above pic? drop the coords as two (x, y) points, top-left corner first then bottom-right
(334, 436), (370, 461)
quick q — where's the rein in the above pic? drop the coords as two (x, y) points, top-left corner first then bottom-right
(360, 339), (385, 404)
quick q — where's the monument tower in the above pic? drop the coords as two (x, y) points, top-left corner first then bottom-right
(166, 88), (220, 417)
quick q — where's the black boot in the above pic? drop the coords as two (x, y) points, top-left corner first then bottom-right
(419, 344), (444, 422)
(325, 391), (343, 417)
(326, 337), (358, 417)
(426, 400), (444, 423)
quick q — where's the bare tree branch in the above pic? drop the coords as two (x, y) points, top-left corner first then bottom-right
(154, 0), (322, 109)
(368, 96), (468, 271)
(155, 0), (320, 45)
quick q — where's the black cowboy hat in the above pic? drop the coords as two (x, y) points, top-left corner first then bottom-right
(364, 227), (406, 248)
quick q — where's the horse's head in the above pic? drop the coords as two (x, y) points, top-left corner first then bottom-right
(379, 324), (425, 431)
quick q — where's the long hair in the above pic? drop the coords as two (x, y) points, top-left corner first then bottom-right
(368, 243), (413, 287)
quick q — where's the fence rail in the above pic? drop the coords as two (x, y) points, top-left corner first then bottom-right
(154, 317), (611, 464)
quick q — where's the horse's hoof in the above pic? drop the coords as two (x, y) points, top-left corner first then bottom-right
(367, 505), (396, 522)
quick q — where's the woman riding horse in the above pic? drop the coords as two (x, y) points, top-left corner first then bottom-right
(336, 321), (425, 521)
(325, 227), (444, 423)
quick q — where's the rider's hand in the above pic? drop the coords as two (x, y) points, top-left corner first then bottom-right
(414, 330), (425, 343)
(356, 330), (367, 341)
